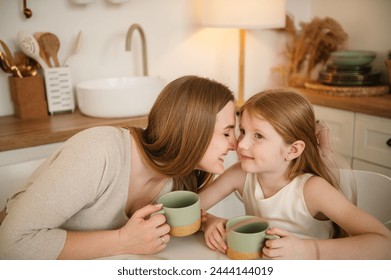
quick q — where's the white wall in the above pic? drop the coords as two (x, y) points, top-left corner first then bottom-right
(0, 0), (312, 117)
(2, 1), (389, 118)
(311, 0), (391, 82)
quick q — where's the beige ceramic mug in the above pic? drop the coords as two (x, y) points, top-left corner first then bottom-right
(226, 215), (279, 260)
(154, 190), (201, 237)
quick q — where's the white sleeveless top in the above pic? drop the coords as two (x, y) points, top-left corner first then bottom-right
(242, 173), (333, 239)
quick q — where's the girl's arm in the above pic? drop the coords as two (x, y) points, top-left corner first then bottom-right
(201, 213), (228, 253)
(305, 176), (391, 259)
(199, 162), (246, 210)
(265, 176), (391, 259)
(199, 162), (246, 252)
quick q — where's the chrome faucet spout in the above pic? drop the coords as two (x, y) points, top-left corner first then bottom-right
(125, 24), (148, 76)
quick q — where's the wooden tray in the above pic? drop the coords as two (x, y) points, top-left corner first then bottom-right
(304, 81), (390, 97)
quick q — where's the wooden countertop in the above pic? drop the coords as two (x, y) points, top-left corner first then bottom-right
(295, 88), (391, 119)
(0, 110), (147, 152)
(0, 89), (390, 152)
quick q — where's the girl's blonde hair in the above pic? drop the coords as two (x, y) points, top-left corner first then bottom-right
(240, 89), (346, 237)
(126, 75), (234, 192)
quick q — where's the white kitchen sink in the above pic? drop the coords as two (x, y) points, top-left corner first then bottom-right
(76, 76), (165, 118)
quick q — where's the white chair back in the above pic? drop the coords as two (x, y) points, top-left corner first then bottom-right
(354, 170), (391, 226)
(0, 158), (45, 209)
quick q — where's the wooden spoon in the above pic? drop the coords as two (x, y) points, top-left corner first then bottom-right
(38, 33), (61, 68)
(34, 32), (51, 67)
(17, 31), (49, 69)
(63, 30), (83, 66)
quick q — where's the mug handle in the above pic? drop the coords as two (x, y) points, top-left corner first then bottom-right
(265, 233), (280, 240)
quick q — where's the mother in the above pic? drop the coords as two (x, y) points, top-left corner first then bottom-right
(0, 75), (237, 259)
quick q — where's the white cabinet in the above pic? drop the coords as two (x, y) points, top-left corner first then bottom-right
(353, 113), (391, 177)
(313, 105), (355, 163)
(313, 105), (391, 177)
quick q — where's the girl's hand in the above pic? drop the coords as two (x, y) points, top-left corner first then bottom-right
(261, 227), (318, 260)
(117, 204), (171, 255)
(202, 213), (228, 253)
(201, 209), (207, 223)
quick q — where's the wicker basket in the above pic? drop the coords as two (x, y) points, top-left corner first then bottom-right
(304, 81), (389, 97)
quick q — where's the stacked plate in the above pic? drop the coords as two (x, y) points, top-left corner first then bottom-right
(319, 50), (380, 86)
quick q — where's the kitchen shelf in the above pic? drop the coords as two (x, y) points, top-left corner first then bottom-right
(0, 110), (147, 152)
(0, 88), (390, 152)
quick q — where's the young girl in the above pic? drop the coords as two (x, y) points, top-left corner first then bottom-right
(200, 89), (391, 259)
(0, 75), (237, 259)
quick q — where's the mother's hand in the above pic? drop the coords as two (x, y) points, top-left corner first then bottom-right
(118, 204), (171, 255)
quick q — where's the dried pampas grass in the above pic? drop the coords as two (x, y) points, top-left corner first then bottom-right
(275, 15), (348, 87)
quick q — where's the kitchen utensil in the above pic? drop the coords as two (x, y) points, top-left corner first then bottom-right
(0, 40), (23, 78)
(19, 64), (38, 77)
(63, 30), (83, 66)
(34, 32), (51, 68)
(23, 0), (33, 18)
(11, 51), (38, 77)
(12, 51), (28, 66)
(43, 67), (75, 114)
(38, 33), (61, 67)
(0, 50), (14, 74)
(17, 31), (49, 69)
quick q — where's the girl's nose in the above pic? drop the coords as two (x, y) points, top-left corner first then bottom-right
(238, 135), (250, 150)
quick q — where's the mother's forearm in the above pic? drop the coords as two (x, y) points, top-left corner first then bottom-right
(58, 230), (122, 260)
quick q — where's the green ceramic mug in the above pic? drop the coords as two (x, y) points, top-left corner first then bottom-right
(154, 190), (201, 237)
(226, 215), (279, 260)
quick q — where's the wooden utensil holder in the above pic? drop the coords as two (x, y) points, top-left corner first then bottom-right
(8, 75), (48, 119)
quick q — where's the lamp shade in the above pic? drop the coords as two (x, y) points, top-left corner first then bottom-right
(196, 0), (286, 29)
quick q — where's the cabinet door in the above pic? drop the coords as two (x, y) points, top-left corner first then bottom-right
(354, 113), (391, 169)
(313, 105), (355, 160)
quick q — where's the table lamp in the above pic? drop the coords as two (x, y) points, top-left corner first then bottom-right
(196, 0), (286, 108)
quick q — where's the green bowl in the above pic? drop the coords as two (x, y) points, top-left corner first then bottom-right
(330, 50), (376, 66)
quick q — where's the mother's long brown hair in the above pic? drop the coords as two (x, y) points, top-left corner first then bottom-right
(126, 75), (234, 192)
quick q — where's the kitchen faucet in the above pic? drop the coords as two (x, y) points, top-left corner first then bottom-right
(125, 24), (148, 76)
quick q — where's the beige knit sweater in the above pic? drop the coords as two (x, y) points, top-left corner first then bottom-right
(0, 126), (171, 259)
